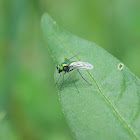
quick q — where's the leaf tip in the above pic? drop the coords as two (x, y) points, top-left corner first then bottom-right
(41, 13), (57, 29)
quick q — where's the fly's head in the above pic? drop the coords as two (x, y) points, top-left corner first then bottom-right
(56, 65), (63, 73)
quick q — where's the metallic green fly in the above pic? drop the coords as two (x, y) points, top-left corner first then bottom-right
(56, 56), (93, 93)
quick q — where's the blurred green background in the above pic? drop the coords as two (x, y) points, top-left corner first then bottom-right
(0, 0), (140, 140)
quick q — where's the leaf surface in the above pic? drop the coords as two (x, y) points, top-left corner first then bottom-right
(42, 13), (140, 140)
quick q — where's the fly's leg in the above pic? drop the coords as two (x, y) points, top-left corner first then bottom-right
(60, 72), (66, 91)
(77, 70), (92, 85)
(68, 72), (79, 93)
(69, 69), (74, 72)
(64, 54), (78, 62)
(67, 54), (77, 61)
(55, 73), (61, 86)
(69, 69), (92, 85)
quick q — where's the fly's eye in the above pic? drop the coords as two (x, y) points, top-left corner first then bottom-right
(56, 65), (60, 70)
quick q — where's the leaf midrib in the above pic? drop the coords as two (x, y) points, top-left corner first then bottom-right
(45, 16), (138, 140)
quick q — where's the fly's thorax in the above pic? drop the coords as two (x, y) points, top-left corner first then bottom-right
(56, 62), (70, 73)
(61, 62), (70, 66)
(61, 62), (70, 72)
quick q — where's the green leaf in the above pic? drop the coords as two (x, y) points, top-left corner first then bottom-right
(41, 13), (140, 140)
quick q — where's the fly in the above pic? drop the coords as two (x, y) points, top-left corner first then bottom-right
(56, 55), (93, 93)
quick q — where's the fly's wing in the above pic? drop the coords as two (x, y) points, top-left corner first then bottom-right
(69, 61), (93, 70)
